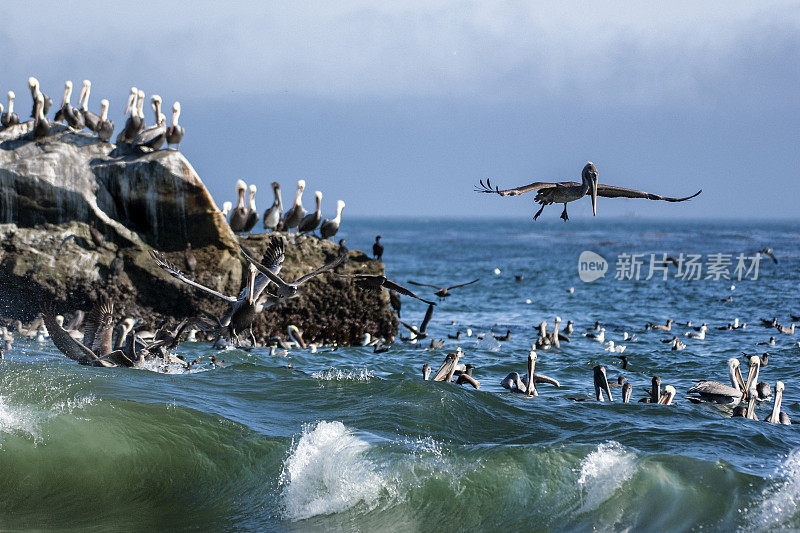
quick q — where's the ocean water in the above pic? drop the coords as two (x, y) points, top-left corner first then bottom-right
(1, 217), (799, 531)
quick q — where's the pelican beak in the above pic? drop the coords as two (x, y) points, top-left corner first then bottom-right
(742, 358), (759, 401)
(247, 264), (257, 305)
(526, 351), (538, 397)
(78, 86), (86, 108)
(590, 175), (598, 216)
(593, 365), (613, 402)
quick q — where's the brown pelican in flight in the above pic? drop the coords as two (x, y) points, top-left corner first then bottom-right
(263, 182), (283, 231)
(283, 180), (307, 230)
(476, 162), (701, 221)
(239, 243), (346, 302)
(1, 91), (19, 128)
(133, 96), (166, 151)
(242, 184), (259, 233)
(151, 236), (285, 345)
(28, 77), (52, 118)
(166, 102), (184, 150)
(332, 272), (436, 306)
(229, 180), (249, 233)
(406, 278), (479, 299)
(298, 191), (323, 234)
(320, 200), (345, 240)
(54, 81), (85, 130)
(42, 299), (133, 367)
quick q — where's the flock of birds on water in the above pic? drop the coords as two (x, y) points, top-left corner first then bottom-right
(0, 76), (795, 428)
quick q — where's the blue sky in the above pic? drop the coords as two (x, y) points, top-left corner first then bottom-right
(2, 1), (798, 218)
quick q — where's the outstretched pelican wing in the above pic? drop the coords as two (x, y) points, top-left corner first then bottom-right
(445, 278), (480, 291)
(475, 178), (579, 197)
(150, 251), (238, 303)
(597, 185), (702, 202)
(382, 279), (435, 305)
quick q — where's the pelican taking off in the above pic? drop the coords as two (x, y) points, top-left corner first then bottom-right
(476, 162), (701, 221)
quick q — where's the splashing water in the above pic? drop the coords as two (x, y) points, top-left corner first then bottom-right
(747, 449), (800, 529)
(577, 441), (637, 512)
(280, 421), (388, 521)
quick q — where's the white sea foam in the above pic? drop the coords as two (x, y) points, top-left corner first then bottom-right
(280, 421), (387, 521)
(747, 449), (800, 529)
(312, 367), (374, 381)
(577, 441), (637, 512)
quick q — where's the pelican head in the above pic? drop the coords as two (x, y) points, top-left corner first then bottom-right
(235, 179), (247, 192)
(173, 101), (180, 113)
(271, 181), (280, 191)
(8, 90), (14, 101)
(151, 95), (162, 106)
(247, 263), (257, 305)
(742, 355), (761, 400)
(622, 382), (632, 403)
(287, 324), (306, 349)
(221, 201), (232, 216)
(650, 375), (662, 403)
(422, 363), (432, 380)
(526, 349), (537, 396)
(593, 365), (613, 401)
(337, 200), (346, 211)
(55, 315), (64, 327)
(727, 358), (746, 393)
(315, 191), (322, 202)
(297, 179), (306, 191)
(583, 161), (598, 216)
(122, 317), (136, 334)
(659, 385), (676, 405)
(249, 184), (257, 195)
(28, 77), (38, 89)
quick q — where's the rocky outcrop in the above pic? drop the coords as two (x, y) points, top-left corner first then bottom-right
(0, 123), (397, 344)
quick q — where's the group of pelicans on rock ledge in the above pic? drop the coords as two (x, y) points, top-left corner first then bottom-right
(0, 77), (183, 151)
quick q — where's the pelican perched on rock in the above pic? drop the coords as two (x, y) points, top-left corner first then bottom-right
(476, 162), (701, 221)
(687, 357), (754, 405)
(242, 184), (259, 233)
(1, 91), (19, 128)
(77, 80), (100, 131)
(282, 180), (307, 230)
(151, 236), (285, 345)
(229, 180), (248, 233)
(298, 191), (323, 234)
(320, 200), (345, 240)
(28, 77), (52, 118)
(116, 87), (142, 144)
(133, 96), (166, 151)
(220, 201), (233, 218)
(263, 182), (283, 231)
(32, 94), (50, 141)
(91, 99), (114, 141)
(54, 81), (85, 130)
(166, 102), (184, 150)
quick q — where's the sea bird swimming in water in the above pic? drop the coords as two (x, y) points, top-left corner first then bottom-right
(476, 162), (701, 221)
(687, 357), (756, 405)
